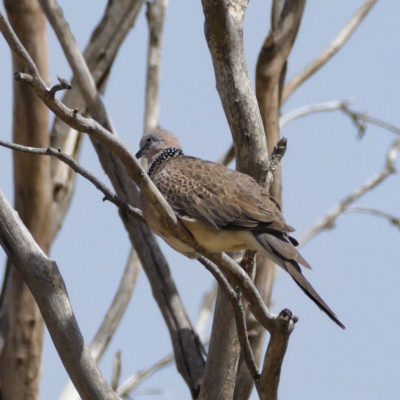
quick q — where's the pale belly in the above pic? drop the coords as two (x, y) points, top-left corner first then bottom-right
(180, 218), (255, 253)
(141, 192), (257, 257)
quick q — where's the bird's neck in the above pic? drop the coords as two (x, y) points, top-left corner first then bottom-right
(148, 147), (183, 176)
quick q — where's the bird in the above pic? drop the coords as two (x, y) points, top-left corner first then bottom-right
(136, 129), (345, 329)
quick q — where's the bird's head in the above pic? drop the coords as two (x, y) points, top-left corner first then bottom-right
(136, 129), (182, 165)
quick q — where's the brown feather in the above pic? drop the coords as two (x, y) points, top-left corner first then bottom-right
(152, 156), (292, 233)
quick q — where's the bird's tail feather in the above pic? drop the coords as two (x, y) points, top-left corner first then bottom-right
(254, 232), (345, 329)
(285, 261), (345, 329)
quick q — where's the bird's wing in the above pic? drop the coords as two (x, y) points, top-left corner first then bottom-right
(151, 156), (293, 233)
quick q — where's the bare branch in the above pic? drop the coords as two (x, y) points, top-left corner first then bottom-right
(340, 104), (400, 138)
(200, 1), (271, 396)
(258, 309), (297, 400)
(144, 0), (167, 134)
(256, 0), (305, 200)
(281, 98), (400, 137)
(271, 0), (282, 32)
(1, 10), (299, 396)
(280, 99), (354, 128)
(89, 249), (141, 361)
(50, 0), (144, 236)
(117, 283), (218, 396)
(0, 4), (294, 332)
(59, 250), (140, 400)
(216, 144), (235, 167)
(0, 1), (50, 397)
(299, 138), (400, 246)
(3, 8), (205, 396)
(282, 0), (378, 103)
(49, 75), (73, 95)
(234, 2), (305, 398)
(0, 139), (146, 223)
(201, 0), (269, 180)
(195, 283), (217, 339)
(0, 11), (184, 250)
(345, 207), (400, 231)
(0, 190), (119, 400)
(1, 11), (206, 396)
(220, 98), (400, 172)
(198, 257), (260, 382)
(111, 351), (122, 392)
(117, 353), (173, 397)
(116, 284), (216, 397)
(38, 0), (112, 128)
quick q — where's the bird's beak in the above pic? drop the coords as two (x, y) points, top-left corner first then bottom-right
(135, 147), (145, 159)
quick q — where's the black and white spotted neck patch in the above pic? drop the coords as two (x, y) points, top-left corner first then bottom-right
(148, 147), (183, 176)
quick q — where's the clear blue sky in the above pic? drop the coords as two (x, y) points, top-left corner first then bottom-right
(0, 1), (399, 399)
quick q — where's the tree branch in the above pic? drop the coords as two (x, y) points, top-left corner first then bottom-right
(0, 1), (50, 398)
(50, 0), (144, 239)
(198, 257), (260, 382)
(256, 0), (305, 200)
(1, 9), (206, 397)
(282, 0), (378, 103)
(345, 207), (400, 231)
(200, 1), (271, 397)
(116, 353), (174, 397)
(0, 4), (290, 332)
(144, 0), (167, 134)
(234, 2), (305, 397)
(116, 284), (216, 396)
(59, 249), (141, 400)
(258, 309), (297, 400)
(1, 10), (297, 398)
(110, 351), (122, 392)
(0, 139), (146, 223)
(0, 190), (119, 400)
(280, 98), (400, 138)
(299, 137), (400, 246)
(201, 0), (269, 180)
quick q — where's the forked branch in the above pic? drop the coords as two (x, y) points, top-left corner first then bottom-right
(299, 138), (400, 246)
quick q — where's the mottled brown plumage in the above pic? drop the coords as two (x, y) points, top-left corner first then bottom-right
(136, 129), (345, 329)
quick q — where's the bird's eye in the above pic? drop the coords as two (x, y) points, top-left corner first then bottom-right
(147, 137), (153, 144)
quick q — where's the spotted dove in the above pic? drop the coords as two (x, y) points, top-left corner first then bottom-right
(136, 129), (345, 329)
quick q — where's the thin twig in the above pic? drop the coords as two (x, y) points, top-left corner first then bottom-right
(217, 144), (235, 166)
(49, 75), (73, 95)
(116, 353), (174, 397)
(281, 98), (400, 138)
(195, 283), (217, 340)
(198, 256), (260, 381)
(345, 207), (400, 231)
(282, 0), (378, 103)
(115, 293), (216, 396)
(88, 250), (141, 362)
(299, 138), (400, 246)
(38, 0), (110, 124)
(50, 0), (144, 225)
(0, 140), (145, 223)
(111, 351), (122, 391)
(218, 99), (400, 168)
(280, 99), (354, 128)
